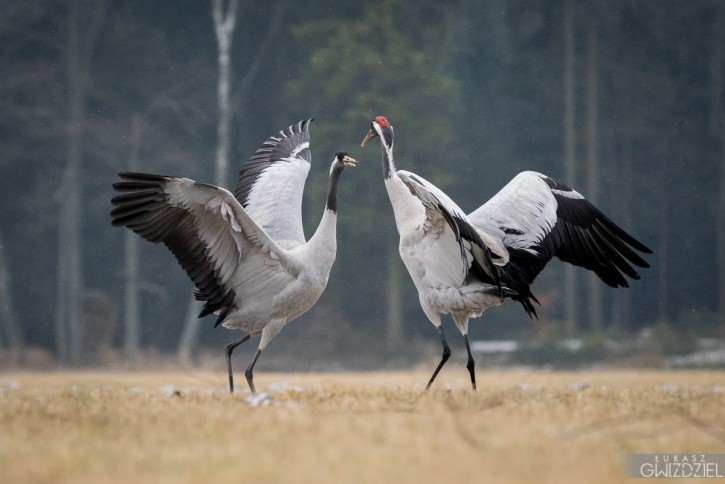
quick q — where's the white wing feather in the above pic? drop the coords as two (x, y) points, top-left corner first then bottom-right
(468, 171), (563, 253)
(244, 157), (310, 246)
(234, 120), (314, 247)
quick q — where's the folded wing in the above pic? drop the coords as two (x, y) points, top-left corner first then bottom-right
(398, 170), (501, 290)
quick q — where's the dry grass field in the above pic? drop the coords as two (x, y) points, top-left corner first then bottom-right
(0, 369), (724, 483)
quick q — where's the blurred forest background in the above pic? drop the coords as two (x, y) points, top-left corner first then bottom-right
(1, 0), (724, 370)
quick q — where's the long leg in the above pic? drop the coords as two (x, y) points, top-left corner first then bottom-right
(464, 334), (476, 391)
(452, 314), (475, 391)
(225, 334), (251, 393)
(245, 349), (262, 395)
(425, 325), (452, 391)
(243, 318), (285, 395)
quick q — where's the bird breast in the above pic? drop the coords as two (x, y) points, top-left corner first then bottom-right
(222, 267), (330, 334)
(385, 178), (426, 233)
(279, 271), (331, 322)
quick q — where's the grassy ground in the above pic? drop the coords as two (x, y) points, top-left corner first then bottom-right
(0, 370), (723, 483)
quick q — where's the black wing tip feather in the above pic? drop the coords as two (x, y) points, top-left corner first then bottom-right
(598, 213), (653, 255)
(196, 290), (237, 327)
(498, 250), (541, 319)
(112, 171), (237, 329)
(507, 285), (539, 320)
(520, 296), (539, 319)
(234, 118), (315, 205)
(110, 172), (171, 226)
(281, 117), (313, 133)
(547, 190), (653, 288)
(116, 172), (174, 183)
(589, 217), (652, 286)
(241, 118), (313, 165)
(246, 118), (314, 162)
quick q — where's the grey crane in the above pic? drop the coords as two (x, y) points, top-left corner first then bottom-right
(112, 119), (357, 394)
(361, 115), (651, 391)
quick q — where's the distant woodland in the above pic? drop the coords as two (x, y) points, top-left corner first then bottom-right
(1, 0), (723, 367)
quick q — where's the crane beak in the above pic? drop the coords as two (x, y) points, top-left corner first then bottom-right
(342, 155), (358, 167)
(360, 129), (378, 148)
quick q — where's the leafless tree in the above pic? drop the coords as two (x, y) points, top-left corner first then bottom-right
(585, 4), (602, 332)
(713, 2), (725, 331)
(562, 0), (578, 334)
(0, 224), (24, 359)
(55, 0), (106, 365)
(123, 115), (143, 361)
(178, 0), (240, 362)
(212, 0), (239, 187)
(177, 1), (288, 361)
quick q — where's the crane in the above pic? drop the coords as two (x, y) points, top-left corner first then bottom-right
(112, 119), (357, 394)
(361, 115), (651, 390)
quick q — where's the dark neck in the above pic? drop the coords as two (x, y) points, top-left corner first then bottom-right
(326, 164), (344, 213)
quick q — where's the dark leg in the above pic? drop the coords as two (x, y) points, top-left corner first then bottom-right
(464, 334), (476, 391)
(425, 325), (452, 391)
(225, 334), (251, 394)
(245, 349), (263, 395)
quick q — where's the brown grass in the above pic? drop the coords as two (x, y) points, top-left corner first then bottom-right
(0, 370), (723, 483)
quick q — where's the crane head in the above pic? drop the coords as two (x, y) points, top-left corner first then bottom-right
(333, 152), (357, 169)
(360, 116), (391, 148)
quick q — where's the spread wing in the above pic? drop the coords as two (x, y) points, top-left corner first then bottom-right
(397, 170), (501, 290)
(467, 171), (652, 288)
(111, 172), (300, 327)
(234, 119), (313, 246)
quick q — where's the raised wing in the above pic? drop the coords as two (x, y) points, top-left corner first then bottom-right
(234, 119), (313, 246)
(468, 171), (652, 288)
(111, 172), (299, 327)
(398, 171), (501, 290)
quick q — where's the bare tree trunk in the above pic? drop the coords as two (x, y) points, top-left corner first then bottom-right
(616, 138), (633, 329)
(585, 10), (603, 333)
(562, 0), (578, 335)
(710, 4), (724, 135)
(0, 224), (24, 360)
(232, 2), (284, 154)
(123, 230), (141, 360)
(712, 3), (725, 332)
(178, 0), (239, 362)
(54, 0), (105, 365)
(178, 298), (203, 364)
(57, 0), (85, 365)
(718, 127), (725, 331)
(123, 115), (143, 361)
(54, 230), (69, 362)
(656, 166), (669, 324)
(212, 0), (238, 187)
(386, 248), (403, 351)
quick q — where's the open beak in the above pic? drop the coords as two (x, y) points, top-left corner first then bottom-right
(360, 129), (378, 148)
(342, 155), (358, 167)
